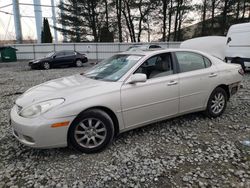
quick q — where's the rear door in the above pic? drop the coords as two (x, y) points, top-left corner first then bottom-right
(174, 51), (218, 113)
(63, 51), (76, 64)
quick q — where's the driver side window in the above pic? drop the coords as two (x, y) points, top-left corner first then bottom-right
(56, 52), (65, 57)
(134, 53), (173, 79)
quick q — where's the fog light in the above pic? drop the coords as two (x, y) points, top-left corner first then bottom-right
(23, 135), (35, 143)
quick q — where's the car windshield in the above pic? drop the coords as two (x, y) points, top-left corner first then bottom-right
(84, 54), (143, 81)
(45, 52), (54, 57)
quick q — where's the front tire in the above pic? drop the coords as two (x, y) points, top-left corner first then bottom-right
(42, 62), (50, 70)
(205, 87), (227, 118)
(68, 109), (114, 153)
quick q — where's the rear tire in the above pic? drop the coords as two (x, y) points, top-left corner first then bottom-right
(205, 87), (227, 118)
(75, 59), (83, 67)
(68, 109), (114, 153)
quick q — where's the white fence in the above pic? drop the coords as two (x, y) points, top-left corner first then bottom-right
(12, 42), (181, 60)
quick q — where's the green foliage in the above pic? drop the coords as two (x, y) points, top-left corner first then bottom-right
(41, 18), (53, 43)
(99, 26), (114, 42)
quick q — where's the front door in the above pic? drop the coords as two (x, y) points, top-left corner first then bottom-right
(121, 52), (179, 128)
(53, 51), (66, 66)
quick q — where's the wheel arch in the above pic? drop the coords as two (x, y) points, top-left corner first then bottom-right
(68, 106), (120, 138)
(214, 84), (230, 100)
(75, 58), (82, 62)
(41, 61), (51, 69)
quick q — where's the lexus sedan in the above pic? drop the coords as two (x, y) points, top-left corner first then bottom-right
(29, 50), (88, 70)
(11, 49), (243, 153)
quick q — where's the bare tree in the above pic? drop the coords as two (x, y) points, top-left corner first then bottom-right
(167, 0), (173, 41)
(201, 0), (207, 36)
(116, 0), (123, 42)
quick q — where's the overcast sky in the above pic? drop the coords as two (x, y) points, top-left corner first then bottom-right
(0, 0), (61, 41)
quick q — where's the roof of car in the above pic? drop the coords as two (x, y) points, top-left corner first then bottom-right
(55, 50), (75, 53)
(119, 48), (205, 56)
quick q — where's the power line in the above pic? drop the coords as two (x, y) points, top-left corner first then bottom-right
(22, 18), (35, 39)
(0, 10), (13, 15)
(4, 16), (12, 40)
(0, 17), (6, 31)
(0, 3), (13, 9)
(19, 3), (56, 8)
(0, 10), (54, 18)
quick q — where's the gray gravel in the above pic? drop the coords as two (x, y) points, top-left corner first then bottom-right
(0, 61), (250, 187)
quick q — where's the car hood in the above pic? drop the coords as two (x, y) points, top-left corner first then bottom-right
(15, 74), (119, 108)
(29, 57), (50, 63)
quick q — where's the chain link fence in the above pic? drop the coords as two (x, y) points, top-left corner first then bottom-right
(11, 42), (181, 60)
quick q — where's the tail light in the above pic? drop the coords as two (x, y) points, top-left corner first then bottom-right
(238, 68), (244, 75)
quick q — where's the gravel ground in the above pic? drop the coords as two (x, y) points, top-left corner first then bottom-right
(0, 61), (250, 188)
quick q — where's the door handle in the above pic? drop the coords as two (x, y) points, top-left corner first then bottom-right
(209, 73), (217, 78)
(167, 80), (178, 86)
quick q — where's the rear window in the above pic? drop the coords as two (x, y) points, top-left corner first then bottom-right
(175, 52), (211, 73)
(56, 52), (64, 56)
(204, 57), (212, 67)
(65, 51), (75, 55)
(149, 45), (161, 49)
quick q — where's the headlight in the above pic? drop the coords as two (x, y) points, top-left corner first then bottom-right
(33, 60), (40, 63)
(19, 98), (65, 118)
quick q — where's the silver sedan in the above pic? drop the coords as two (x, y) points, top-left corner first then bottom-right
(10, 49), (243, 153)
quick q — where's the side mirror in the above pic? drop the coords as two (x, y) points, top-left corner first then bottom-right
(53, 55), (56, 59)
(128, 73), (147, 84)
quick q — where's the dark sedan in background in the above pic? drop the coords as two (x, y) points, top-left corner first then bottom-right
(126, 44), (162, 51)
(29, 50), (88, 70)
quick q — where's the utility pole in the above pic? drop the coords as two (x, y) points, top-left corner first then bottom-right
(12, 0), (23, 43)
(51, 0), (58, 43)
(33, 0), (43, 43)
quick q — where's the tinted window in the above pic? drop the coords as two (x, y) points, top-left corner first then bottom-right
(204, 57), (212, 68)
(56, 52), (65, 56)
(134, 53), (173, 79)
(175, 52), (207, 73)
(65, 51), (75, 56)
(149, 45), (161, 49)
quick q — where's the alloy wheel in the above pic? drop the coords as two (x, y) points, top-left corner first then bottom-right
(211, 92), (225, 114)
(43, 62), (50, 70)
(74, 118), (107, 148)
(76, 60), (83, 67)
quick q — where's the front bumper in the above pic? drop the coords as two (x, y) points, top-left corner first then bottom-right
(29, 62), (41, 69)
(10, 105), (75, 149)
(82, 57), (88, 63)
